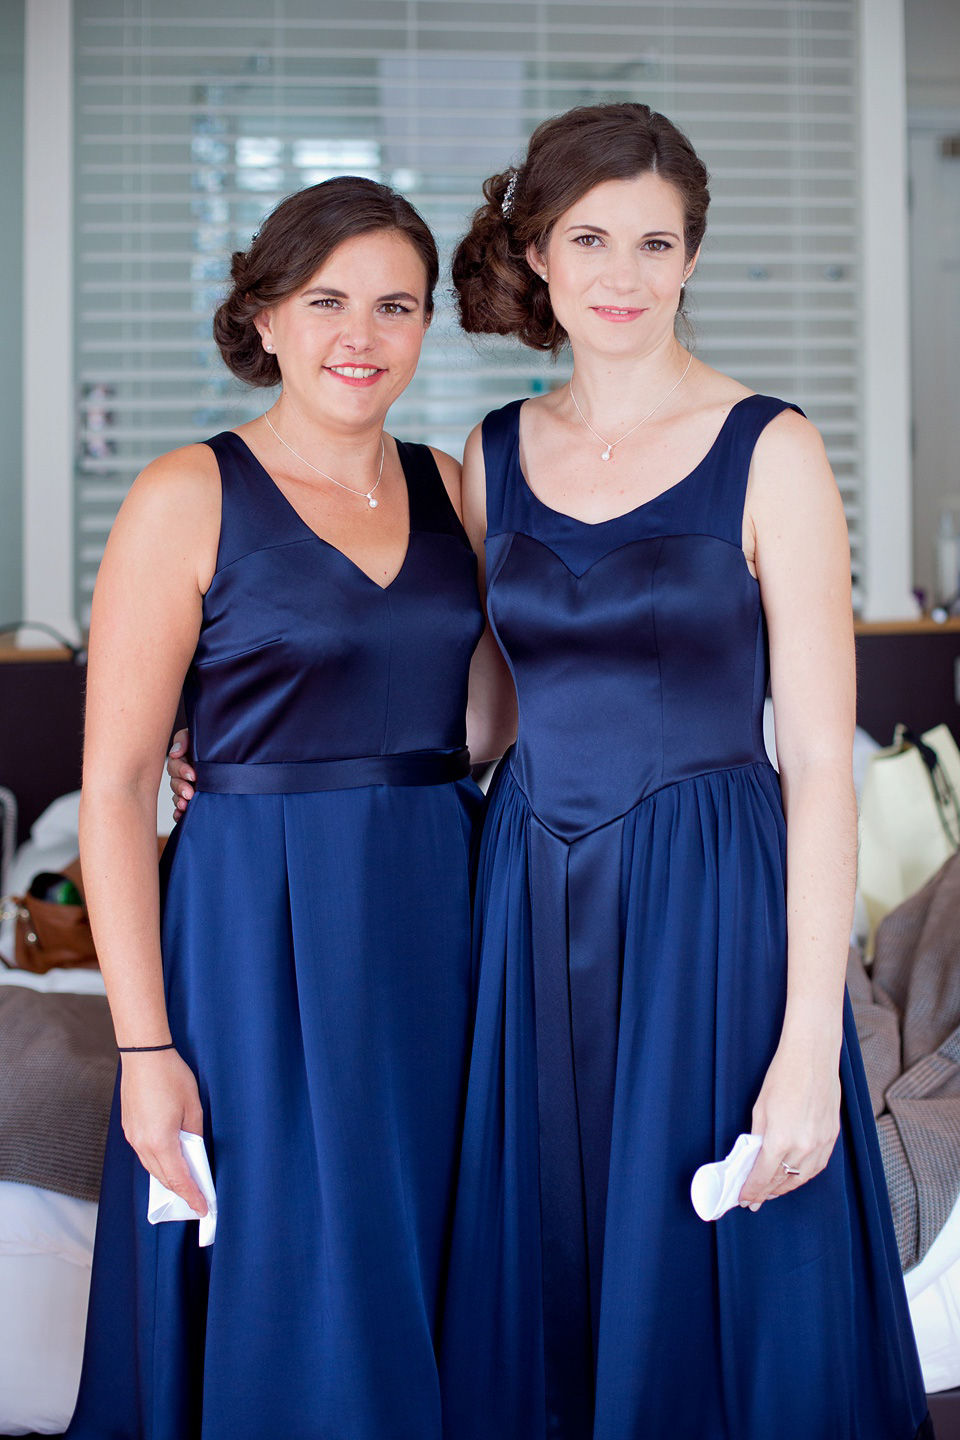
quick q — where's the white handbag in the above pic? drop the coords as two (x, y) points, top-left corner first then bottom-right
(858, 723), (960, 957)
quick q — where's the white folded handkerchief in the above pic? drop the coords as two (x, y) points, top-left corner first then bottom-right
(690, 1133), (763, 1221)
(147, 1130), (217, 1246)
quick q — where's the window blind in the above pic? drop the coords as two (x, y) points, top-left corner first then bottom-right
(75, 0), (862, 623)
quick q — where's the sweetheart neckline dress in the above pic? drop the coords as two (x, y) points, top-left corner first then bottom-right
(67, 433), (485, 1440)
(438, 394), (932, 1440)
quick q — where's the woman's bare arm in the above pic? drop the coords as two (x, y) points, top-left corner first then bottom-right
(82, 443), (220, 1212)
(737, 409), (856, 1207)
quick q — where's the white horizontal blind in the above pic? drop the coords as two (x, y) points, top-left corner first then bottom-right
(75, 0), (862, 622)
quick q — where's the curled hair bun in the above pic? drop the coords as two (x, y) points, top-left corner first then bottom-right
(451, 169), (558, 353)
(213, 248), (280, 387)
(453, 103), (711, 355)
(228, 248), (251, 287)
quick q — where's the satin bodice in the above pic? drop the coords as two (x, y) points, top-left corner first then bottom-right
(483, 394), (801, 841)
(184, 432), (484, 763)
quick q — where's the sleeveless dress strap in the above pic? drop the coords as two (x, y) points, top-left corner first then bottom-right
(701, 394), (806, 548)
(396, 439), (472, 544)
(481, 400), (527, 537)
(204, 431), (307, 573)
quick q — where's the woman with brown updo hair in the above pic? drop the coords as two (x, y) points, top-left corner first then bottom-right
(67, 177), (490, 1440)
(438, 104), (932, 1440)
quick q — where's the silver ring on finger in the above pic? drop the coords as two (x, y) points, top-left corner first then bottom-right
(780, 1160), (801, 1176)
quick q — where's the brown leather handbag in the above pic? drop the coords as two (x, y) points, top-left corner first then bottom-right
(6, 858), (98, 973)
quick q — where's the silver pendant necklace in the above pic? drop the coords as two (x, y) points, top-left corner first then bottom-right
(569, 352), (694, 461)
(262, 409), (385, 508)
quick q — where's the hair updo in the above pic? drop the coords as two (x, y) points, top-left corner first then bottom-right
(452, 103), (710, 355)
(214, 176), (439, 386)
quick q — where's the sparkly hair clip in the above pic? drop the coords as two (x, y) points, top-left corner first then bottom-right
(501, 169), (520, 219)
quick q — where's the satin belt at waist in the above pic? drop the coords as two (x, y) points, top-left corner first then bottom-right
(192, 748), (471, 794)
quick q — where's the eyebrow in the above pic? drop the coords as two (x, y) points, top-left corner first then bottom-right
(302, 286), (421, 305)
(563, 224), (681, 241)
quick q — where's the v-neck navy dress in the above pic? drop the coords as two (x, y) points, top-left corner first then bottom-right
(438, 396), (931, 1440)
(67, 433), (485, 1440)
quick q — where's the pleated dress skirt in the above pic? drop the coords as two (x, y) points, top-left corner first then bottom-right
(441, 759), (930, 1440)
(72, 777), (481, 1440)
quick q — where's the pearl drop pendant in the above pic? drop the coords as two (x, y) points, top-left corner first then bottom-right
(601, 447), (612, 461)
(368, 496), (379, 509)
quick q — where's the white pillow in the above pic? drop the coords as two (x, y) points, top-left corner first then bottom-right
(29, 791), (81, 848)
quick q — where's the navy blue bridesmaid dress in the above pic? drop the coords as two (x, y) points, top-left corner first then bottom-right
(67, 433), (484, 1440)
(438, 396), (932, 1440)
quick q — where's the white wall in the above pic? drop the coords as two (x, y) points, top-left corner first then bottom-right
(0, 1), (24, 632)
(905, 0), (960, 601)
(21, 0), (76, 646)
(860, 0), (916, 619)
(905, 0), (960, 109)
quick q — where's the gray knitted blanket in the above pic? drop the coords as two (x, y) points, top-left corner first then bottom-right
(848, 851), (960, 1273)
(0, 986), (116, 1202)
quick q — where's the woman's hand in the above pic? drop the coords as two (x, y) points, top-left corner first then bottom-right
(738, 1036), (841, 1210)
(120, 1048), (208, 1215)
(167, 728), (195, 819)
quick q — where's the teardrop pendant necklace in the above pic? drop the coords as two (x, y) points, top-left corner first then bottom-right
(262, 409), (384, 509)
(569, 352), (694, 462)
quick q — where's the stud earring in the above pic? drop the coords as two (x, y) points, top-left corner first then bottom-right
(264, 343), (274, 352)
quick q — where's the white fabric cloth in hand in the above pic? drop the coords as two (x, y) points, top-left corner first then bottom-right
(147, 1130), (217, 1246)
(690, 1133), (763, 1221)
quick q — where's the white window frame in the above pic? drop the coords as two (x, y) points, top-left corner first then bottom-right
(21, 0), (917, 642)
(22, 0), (77, 645)
(858, 0), (915, 620)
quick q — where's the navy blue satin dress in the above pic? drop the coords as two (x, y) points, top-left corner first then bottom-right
(67, 434), (485, 1440)
(438, 396), (932, 1440)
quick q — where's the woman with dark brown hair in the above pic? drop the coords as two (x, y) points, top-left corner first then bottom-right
(438, 103), (932, 1440)
(66, 177), (488, 1440)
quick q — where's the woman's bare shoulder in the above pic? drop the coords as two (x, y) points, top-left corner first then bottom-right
(107, 444), (222, 591)
(682, 361), (753, 421)
(128, 443), (221, 511)
(120, 446), (220, 521)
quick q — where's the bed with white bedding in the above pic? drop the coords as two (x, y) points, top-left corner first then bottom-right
(0, 1179), (97, 1436)
(0, 967), (108, 1435)
(1, 741), (959, 1436)
(0, 789), (169, 1437)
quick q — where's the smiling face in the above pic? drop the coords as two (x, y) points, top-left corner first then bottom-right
(528, 172), (698, 359)
(255, 228), (430, 429)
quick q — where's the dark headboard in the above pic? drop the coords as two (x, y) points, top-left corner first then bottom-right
(854, 620), (960, 749)
(0, 650), (86, 845)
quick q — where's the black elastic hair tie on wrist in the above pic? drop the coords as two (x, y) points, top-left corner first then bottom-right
(117, 1042), (175, 1053)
